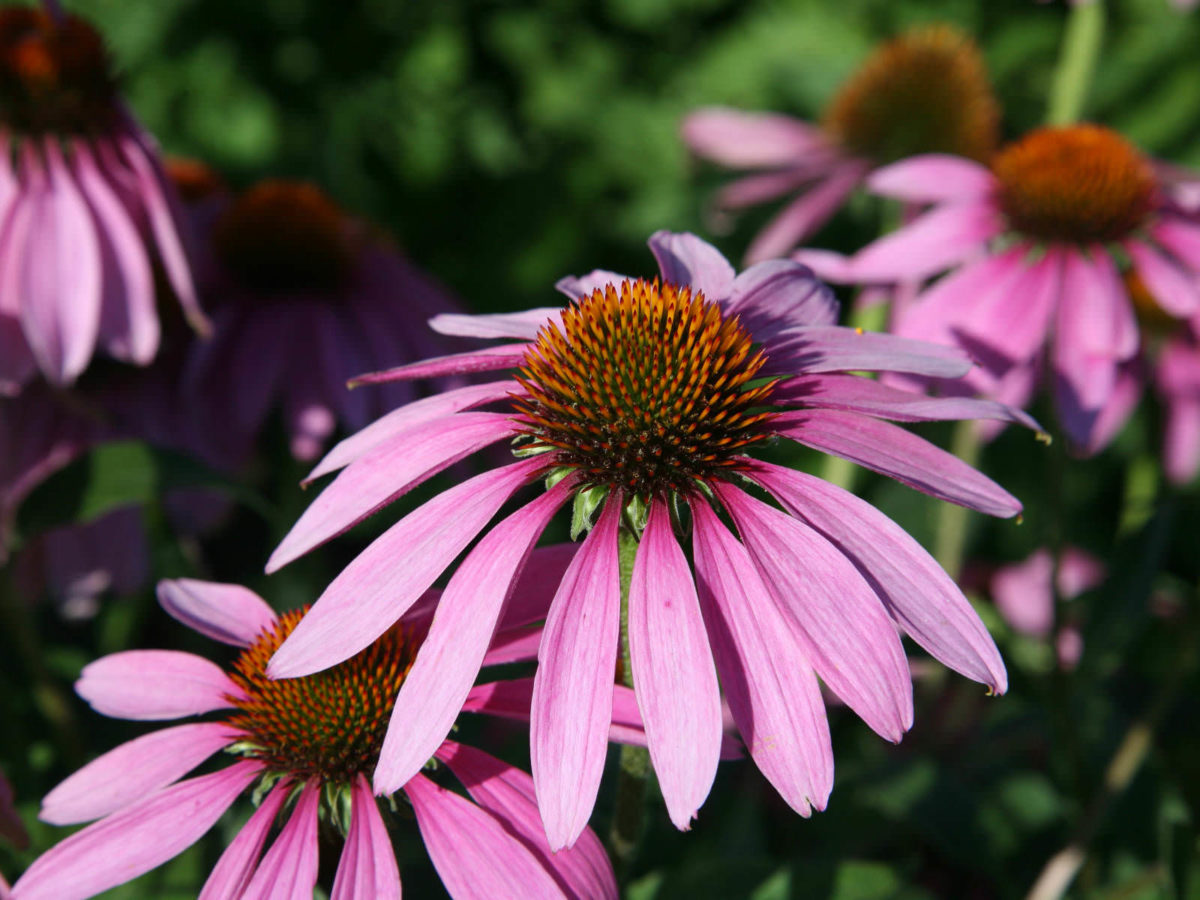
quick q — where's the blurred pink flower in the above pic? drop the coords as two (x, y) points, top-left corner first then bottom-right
(682, 24), (998, 263)
(179, 177), (464, 461)
(13, 574), (617, 900)
(840, 125), (1200, 450)
(0, 8), (206, 393)
(263, 231), (1033, 849)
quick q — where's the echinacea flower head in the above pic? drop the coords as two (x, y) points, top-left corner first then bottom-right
(0, 7), (205, 393)
(12, 577), (616, 900)
(682, 24), (998, 262)
(180, 177), (464, 460)
(843, 125), (1200, 450)
(265, 231), (1034, 850)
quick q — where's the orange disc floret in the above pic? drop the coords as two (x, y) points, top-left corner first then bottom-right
(822, 24), (999, 164)
(992, 125), (1155, 244)
(515, 278), (777, 498)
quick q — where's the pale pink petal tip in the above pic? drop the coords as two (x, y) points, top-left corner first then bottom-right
(156, 579), (277, 647)
(76, 650), (243, 720)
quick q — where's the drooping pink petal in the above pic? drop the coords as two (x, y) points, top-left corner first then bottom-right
(267, 457), (543, 678)
(750, 462), (1007, 693)
(866, 155), (996, 204)
(774, 409), (1022, 516)
(348, 344), (531, 386)
(554, 270), (630, 300)
(1053, 249), (1130, 413)
(242, 781), (320, 900)
(306, 379), (521, 482)
(156, 579), (277, 647)
(531, 498), (622, 851)
(11, 760), (258, 900)
(713, 167), (818, 212)
(1083, 359), (1143, 455)
(199, 781), (289, 900)
(374, 480), (573, 795)
(690, 501), (833, 815)
(773, 373), (1040, 430)
(627, 500), (721, 831)
(763, 326), (973, 379)
(77, 650), (244, 720)
(436, 741), (617, 900)
(1153, 217), (1200, 272)
(463, 679), (651, 748)
(849, 200), (1004, 282)
(41, 722), (235, 825)
(331, 778), (401, 900)
(1164, 396), (1200, 485)
(269, 412), (515, 571)
(724, 259), (839, 338)
(714, 482), (913, 741)
(429, 309), (562, 340)
(406, 773), (566, 900)
(648, 230), (736, 300)
(1126, 239), (1200, 317)
(681, 108), (832, 168)
(744, 161), (868, 264)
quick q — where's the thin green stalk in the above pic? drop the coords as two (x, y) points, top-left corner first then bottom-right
(933, 420), (983, 581)
(609, 528), (649, 875)
(1046, 0), (1105, 126)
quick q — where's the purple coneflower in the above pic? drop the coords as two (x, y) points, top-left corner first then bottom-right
(0, 7), (205, 393)
(682, 24), (999, 263)
(178, 177), (464, 460)
(265, 231), (1034, 849)
(12, 574), (616, 900)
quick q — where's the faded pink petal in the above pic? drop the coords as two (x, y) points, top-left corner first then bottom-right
(764, 326), (973, 379)
(156, 579), (277, 647)
(198, 781), (288, 900)
(77, 650), (244, 720)
(866, 154), (995, 203)
(725, 259), (839, 336)
(1153, 217), (1200, 271)
(1127, 239), (1200, 317)
(681, 108), (832, 168)
(331, 778), (401, 900)
(349, 344), (531, 386)
(554, 270), (630, 300)
(849, 200), (1004, 282)
(242, 781), (320, 900)
(744, 161), (868, 263)
(648, 229), (737, 300)
(1164, 396), (1200, 484)
(430, 309), (562, 340)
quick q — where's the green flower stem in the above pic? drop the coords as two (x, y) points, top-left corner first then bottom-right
(933, 420), (983, 581)
(609, 527), (649, 876)
(1046, 0), (1105, 126)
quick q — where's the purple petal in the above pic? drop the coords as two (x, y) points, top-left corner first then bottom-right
(750, 462), (1007, 693)
(531, 498), (622, 851)
(648, 231), (736, 300)
(691, 501), (832, 815)
(627, 500), (721, 831)
(774, 409), (1022, 517)
(866, 155), (995, 203)
(268, 411), (516, 571)
(199, 781), (289, 900)
(156, 579), (277, 647)
(406, 773), (567, 900)
(744, 162), (867, 264)
(681, 108), (832, 168)
(267, 457), (543, 678)
(41, 722), (235, 825)
(77, 650), (243, 720)
(725, 259), (839, 338)
(373, 481), (572, 795)
(1127, 239), (1200, 318)
(331, 778), (401, 900)
(849, 201), (1003, 282)
(242, 781), (320, 900)
(430, 308), (562, 340)
(714, 483), (913, 742)
(463, 678), (650, 748)
(763, 326), (973, 379)
(554, 270), (630, 300)
(437, 741), (617, 900)
(348, 344), (530, 386)
(11, 761), (258, 900)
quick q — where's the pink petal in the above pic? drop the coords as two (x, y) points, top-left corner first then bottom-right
(406, 774), (567, 900)
(866, 155), (996, 203)
(725, 259), (839, 338)
(331, 778), (401, 900)
(1152, 217), (1200, 272)
(348, 344), (530, 387)
(1053, 249), (1131, 412)
(306, 379), (520, 482)
(744, 162), (867, 263)
(77, 650), (243, 720)
(714, 483), (913, 742)
(691, 501), (832, 815)
(849, 201), (1004, 282)
(482, 626), (543, 667)
(750, 462), (1007, 693)
(1127, 239), (1200, 318)
(429, 308), (562, 340)
(11, 761), (258, 900)
(242, 781), (320, 900)
(1057, 547), (1106, 600)
(41, 722), (235, 825)
(763, 326), (973, 379)
(554, 270), (630, 300)
(463, 678), (650, 748)
(267, 457), (543, 678)
(497, 543), (580, 628)
(268, 411), (515, 571)
(1083, 359), (1144, 455)
(774, 409), (1022, 517)
(774, 373), (1040, 430)
(626, 500), (721, 831)
(156, 579), (277, 647)
(374, 481), (572, 795)
(713, 167), (818, 211)
(681, 108), (832, 168)
(954, 246), (1062, 366)
(436, 741), (617, 900)
(1164, 396), (1200, 484)
(648, 231), (736, 300)
(991, 550), (1055, 636)
(199, 781), (289, 900)
(531, 498), (622, 851)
